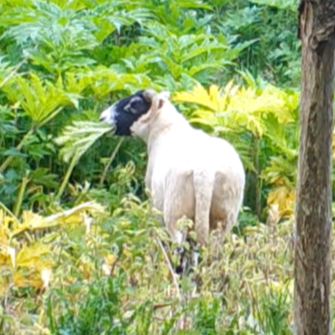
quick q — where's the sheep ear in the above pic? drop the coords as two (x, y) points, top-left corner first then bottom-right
(159, 91), (171, 100)
(156, 91), (171, 109)
(143, 89), (157, 103)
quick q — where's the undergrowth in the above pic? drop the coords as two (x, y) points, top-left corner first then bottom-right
(0, 0), (326, 334)
(0, 193), (303, 335)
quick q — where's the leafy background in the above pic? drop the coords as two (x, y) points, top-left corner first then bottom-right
(1, 0), (333, 334)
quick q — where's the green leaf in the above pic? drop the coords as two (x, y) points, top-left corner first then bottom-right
(2, 148), (28, 158)
(55, 121), (113, 163)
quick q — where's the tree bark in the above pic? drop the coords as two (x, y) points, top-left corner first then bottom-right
(295, 1), (335, 335)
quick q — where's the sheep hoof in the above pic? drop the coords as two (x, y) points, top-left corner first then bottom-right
(173, 243), (202, 276)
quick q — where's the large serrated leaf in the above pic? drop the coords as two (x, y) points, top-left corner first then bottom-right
(55, 121), (113, 163)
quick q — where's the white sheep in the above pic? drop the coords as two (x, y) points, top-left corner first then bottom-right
(100, 89), (245, 251)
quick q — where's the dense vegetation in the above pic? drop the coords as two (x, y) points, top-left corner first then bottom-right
(1, 0), (333, 334)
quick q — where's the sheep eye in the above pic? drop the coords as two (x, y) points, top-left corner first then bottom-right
(124, 104), (138, 114)
(129, 106), (138, 114)
(123, 103), (134, 113)
(124, 96), (142, 114)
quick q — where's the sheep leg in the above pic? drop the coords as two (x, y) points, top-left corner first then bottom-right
(193, 169), (215, 246)
(163, 211), (195, 276)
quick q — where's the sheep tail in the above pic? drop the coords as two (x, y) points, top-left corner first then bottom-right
(193, 169), (216, 246)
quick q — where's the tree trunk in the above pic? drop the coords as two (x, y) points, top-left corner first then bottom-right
(295, 1), (335, 335)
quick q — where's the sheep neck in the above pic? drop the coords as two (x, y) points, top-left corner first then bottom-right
(146, 105), (191, 154)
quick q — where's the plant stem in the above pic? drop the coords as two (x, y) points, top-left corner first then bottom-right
(13, 177), (29, 217)
(0, 107), (63, 174)
(0, 60), (26, 90)
(0, 126), (35, 174)
(155, 236), (182, 303)
(99, 138), (124, 187)
(55, 154), (79, 202)
(0, 202), (19, 222)
(254, 135), (262, 219)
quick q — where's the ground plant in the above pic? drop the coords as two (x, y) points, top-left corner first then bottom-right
(1, 0), (335, 334)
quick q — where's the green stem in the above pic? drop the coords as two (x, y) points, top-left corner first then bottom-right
(254, 135), (262, 219)
(0, 107), (63, 174)
(0, 202), (19, 222)
(56, 154), (79, 202)
(99, 138), (124, 187)
(0, 126), (35, 174)
(13, 177), (29, 217)
(0, 60), (26, 90)
(38, 107), (63, 128)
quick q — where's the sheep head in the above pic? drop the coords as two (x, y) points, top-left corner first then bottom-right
(100, 89), (171, 138)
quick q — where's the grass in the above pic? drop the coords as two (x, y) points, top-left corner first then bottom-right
(0, 194), (301, 335)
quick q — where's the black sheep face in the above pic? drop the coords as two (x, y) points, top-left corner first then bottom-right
(100, 90), (152, 136)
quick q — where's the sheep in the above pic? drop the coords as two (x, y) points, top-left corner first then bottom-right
(100, 89), (245, 267)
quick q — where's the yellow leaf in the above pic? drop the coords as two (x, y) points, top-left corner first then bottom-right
(79, 262), (94, 279)
(173, 81), (294, 138)
(0, 208), (17, 229)
(123, 248), (132, 258)
(16, 243), (51, 268)
(267, 186), (296, 218)
(0, 277), (9, 297)
(13, 270), (43, 289)
(0, 254), (10, 267)
(173, 83), (228, 113)
(105, 254), (117, 265)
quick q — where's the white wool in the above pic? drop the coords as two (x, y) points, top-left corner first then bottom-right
(130, 93), (245, 246)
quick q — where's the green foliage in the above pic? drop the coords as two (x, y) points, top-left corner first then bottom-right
(0, 193), (299, 335)
(210, 0), (301, 86)
(0, 0), (326, 334)
(0, 0), (301, 213)
(55, 121), (113, 163)
(4, 74), (73, 124)
(174, 78), (299, 218)
(47, 276), (129, 335)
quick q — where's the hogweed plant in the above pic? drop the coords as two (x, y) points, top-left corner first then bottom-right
(54, 121), (114, 201)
